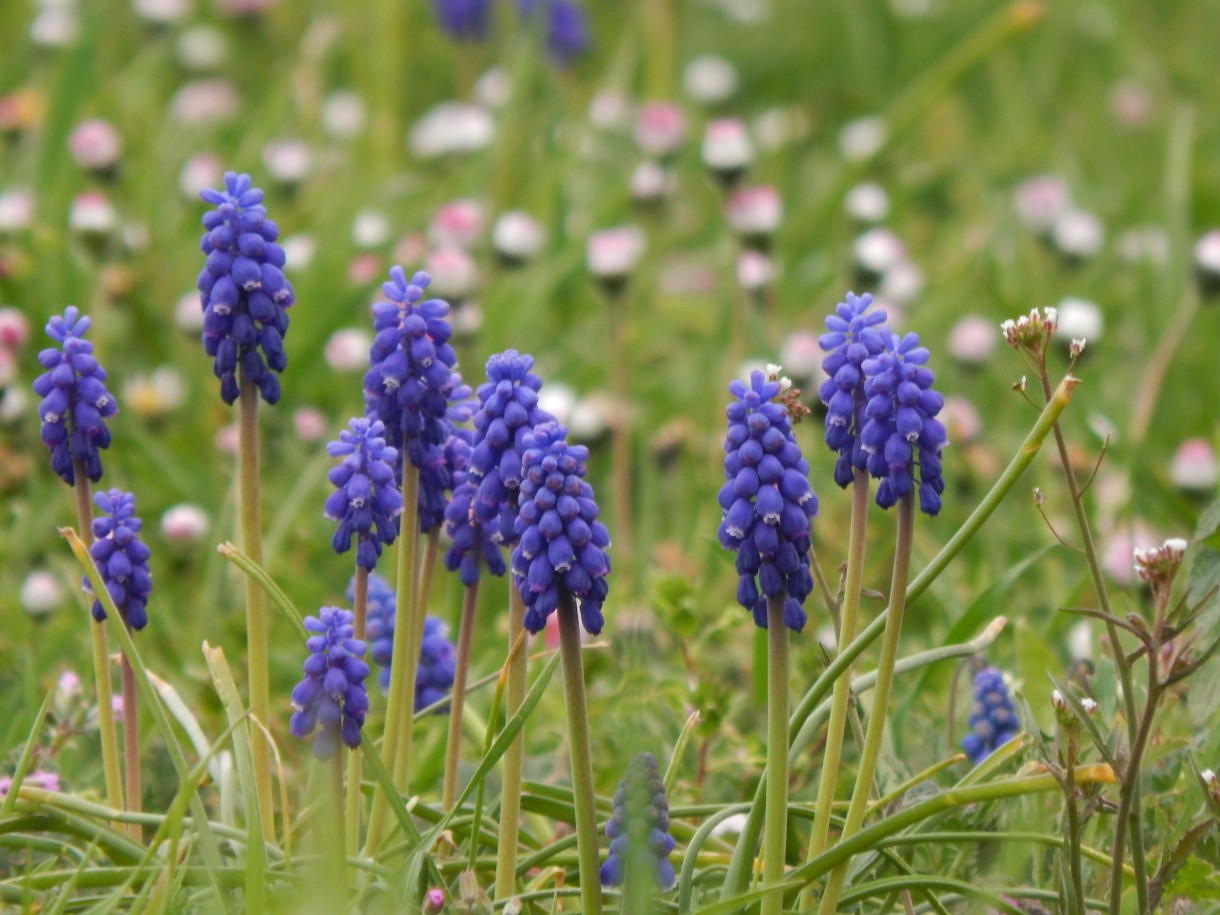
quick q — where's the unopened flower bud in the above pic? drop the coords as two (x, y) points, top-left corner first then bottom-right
(429, 198), (484, 250)
(838, 115), (886, 161)
(683, 55), (737, 105)
(324, 328), (372, 373)
(1051, 209), (1104, 261)
(725, 185), (782, 248)
(852, 227), (906, 283)
(423, 887), (445, 914)
(1194, 230), (1220, 296)
(630, 160), (674, 205)
(161, 504), (210, 544)
(1053, 298), (1102, 349)
(701, 118), (753, 186)
(425, 246), (479, 301)
(587, 225), (645, 292)
(634, 102), (686, 159)
(492, 210), (544, 264)
(1170, 438), (1218, 494)
(1014, 174), (1069, 236)
(21, 570), (64, 616)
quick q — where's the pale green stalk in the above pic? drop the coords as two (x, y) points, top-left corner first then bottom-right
(119, 653), (140, 841)
(818, 491), (915, 915)
(494, 587), (529, 900)
(557, 589), (602, 915)
(364, 462), (421, 853)
(762, 595), (790, 915)
(74, 462), (124, 821)
(238, 374), (275, 840)
(801, 468), (870, 910)
(443, 581), (480, 811)
(345, 566), (369, 867)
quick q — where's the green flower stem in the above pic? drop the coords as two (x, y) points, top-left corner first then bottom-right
(1036, 368), (1147, 913)
(119, 652), (140, 841)
(1109, 655), (1160, 915)
(365, 461), (421, 854)
(419, 528), (440, 614)
(804, 467), (871, 910)
(720, 374), (1079, 902)
(1064, 726), (1085, 915)
(762, 595), (791, 915)
(818, 491), (915, 915)
(238, 374), (275, 841)
(74, 463), (124, 824)
(494, 586), (529, 900)
(345, 566), (369, 868)
(557, 589), (602, 915)
(443, 580), (480, 811)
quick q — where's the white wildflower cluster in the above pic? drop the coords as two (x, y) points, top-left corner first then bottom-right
(1000, 306), (1058, 350)
(1133, 537), (1188, 583)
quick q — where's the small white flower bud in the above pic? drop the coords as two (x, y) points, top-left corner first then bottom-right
(21, 570), (64, 616)
(161, 504), (210, 544)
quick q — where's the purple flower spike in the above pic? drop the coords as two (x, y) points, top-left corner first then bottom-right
(85, 490), (152, 630)
(517, 0), (589, 65)
(961, 666), (1019, 765)
(510, 421), (610, 635)
(718, 369), (817, 632)
(33, 306), (117, 485)
(600, 752), (676, 890)
(289, 607), (369, 759)
(350, 573), (455, 708)
(818, 292), (889, 488)
(324, 417), (403, 570)
(197, 171), (295, 405)
(432, 0), (492, 40)
(444, 350), (555, 584)
(858, 331), (947, 515)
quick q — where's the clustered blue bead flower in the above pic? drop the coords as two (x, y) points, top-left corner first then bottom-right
(289, 607), (370, 759)
(324, 417), (403, 570)
(961, 666), (1020, 765)
(432, 0), (492, 40)
(353, 573), (395, 691)
(197, 172), (294, 405)
(510, 421), (611, 635)
(417, 382), (476, 535)
(600, 752), (676, 891)
(517, 0), (589, 64)
(858, 331), (947, 515)
(349, 573), (456, 709)
(818, 292), (889, 488)
(717, 371), (818, 633)
(445, 351), (555, 584)
(416, 616), (457, 712)
(85, 490), (152, 630)
(33, 307), (117, 485)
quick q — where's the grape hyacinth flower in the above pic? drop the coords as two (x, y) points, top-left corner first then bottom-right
(600, 752), (676, 891)
(859, 332), (947, 515)
(818, 292), (889, 488)
(290, 607), (370, 759)
(85, 490), (153, 629)
(961, 666), (1020, 765)
(324, 417), (403, 570)
(517, 0), (589, 65)
(197, 171), (294, 405)
(33, 307), (117, 485)
(432, 0), (493, 42)
(416, 616), (457, 712)
(717, 369), (818, 632)
(510, 421), (612, 634)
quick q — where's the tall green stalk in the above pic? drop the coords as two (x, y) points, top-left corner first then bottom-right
(762, 595), (790, 915)
(494, 586), (529, 900)
(365, 462), (421, 853)
(345, 566), (369, 866)
(818, 492), (915, 915)
(238, 375), (275, 841)
(443, 581), (480, 811)
(74, 462), (124, 821)
(801, 469), (870, 910)
(557, 589), (602, 915)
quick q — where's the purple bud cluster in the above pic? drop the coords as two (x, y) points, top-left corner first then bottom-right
(510, 421), (611, 635)
(517, 0), (589, 64)
(349, 573), (456, 710)
(444, 350), (554, 584)
(418, 383), (475, 535)
(85, 490), (152, 630)
(431, 0), (492, 40)
(717, 371), (818, 632)
(858, 332), (947, 515)
(818, 292), (889, 488)
(197, 172), (294, 405)
(600, 752), (676, 890)
(33, 307), (117, 485)
(289, 607), (370, 759)
(961, 666), (1019, 765)
(324, 417), (403, 570)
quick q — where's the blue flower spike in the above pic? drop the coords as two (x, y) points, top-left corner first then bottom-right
(510, 421), (611, 635)
(858, 331), (947, 516)
(198, 171), (294, 405)
(324, 417), (403, 570)
(432, 0), (492, 40)
(600, 752), (677, 891)
(961, 666), (1020, 765)
(33, 306), (117, 485)
(717, 366), (818, 632)
(289, 607), (370, 760)
(85, 490), (152, 630)
(818, 292), (890, 488)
